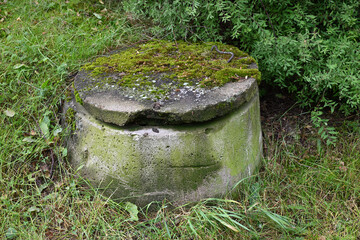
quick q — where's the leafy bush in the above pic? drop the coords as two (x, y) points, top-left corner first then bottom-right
(123, 0), (360, 116)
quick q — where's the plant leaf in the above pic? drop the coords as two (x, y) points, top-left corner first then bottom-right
(53, 127), (62, 136)
(125, 202), (139, 221)
(5, 227), (18, 239)
(23, 137), (36, 143)
(93, 13), (102, 19)
(13, 63), (26, 69)
(62, 147), (68, 157)
(39, 116), (50, 137)
(28, 206), (40, 212)
(4, 108), (15, 117)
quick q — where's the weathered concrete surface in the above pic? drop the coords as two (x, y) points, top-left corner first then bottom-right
(65, 86), (262, 206)
(75, 76), (258, 126)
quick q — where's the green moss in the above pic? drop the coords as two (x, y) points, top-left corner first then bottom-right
(213, 68), (261, 86)
(65, 107), (76, 131)
(81, 40), (261, 90)
(71, 91), (262, 204)
(73, 83), (83, 105)
(65, 89), (72, 102)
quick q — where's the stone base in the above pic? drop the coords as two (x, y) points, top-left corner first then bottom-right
(66, 92), (262, 206)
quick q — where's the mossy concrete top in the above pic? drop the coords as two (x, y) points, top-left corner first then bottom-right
(74, 40), (261, 126)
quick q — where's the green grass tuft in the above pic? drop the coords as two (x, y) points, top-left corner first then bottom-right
(1, 0), (360, 239)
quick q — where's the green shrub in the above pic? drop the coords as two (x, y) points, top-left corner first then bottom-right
(123, 0), (360, 116)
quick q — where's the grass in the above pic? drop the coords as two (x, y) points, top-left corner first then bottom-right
(1, 0), (360, 239)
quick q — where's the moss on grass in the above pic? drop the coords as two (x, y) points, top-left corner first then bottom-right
(65, 107), (76, 131)
(81, 40), (261, 90)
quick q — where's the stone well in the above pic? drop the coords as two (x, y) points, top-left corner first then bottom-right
(65, 40), (262, 206)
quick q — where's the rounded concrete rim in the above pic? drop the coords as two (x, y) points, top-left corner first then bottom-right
(75, 75), (258, 126)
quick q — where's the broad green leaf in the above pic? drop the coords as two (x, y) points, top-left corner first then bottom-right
(62, 147), (68, 157)
(125, 202), (139, 221)
(39, 116), (50, 137)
